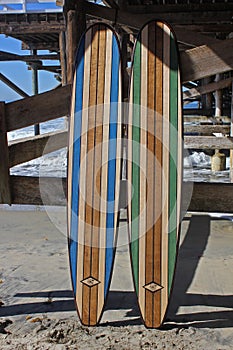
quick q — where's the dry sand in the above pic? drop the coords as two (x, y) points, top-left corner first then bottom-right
(0, 206), (233, 349)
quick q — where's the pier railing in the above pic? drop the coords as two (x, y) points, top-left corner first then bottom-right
(0, 0), (63, 14)
(0, 85), (233, 211)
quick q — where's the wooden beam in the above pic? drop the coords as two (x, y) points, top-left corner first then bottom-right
(174, 27), (220, 47)
(5, 85), (71, 132)
(9, 130), (68, 168)
(124, 3), (233, 15)
(0, 23), (65, 35)
(184, 108), (230, 116)
(184, 116), (231, 124)
(184, 125), (230, 135)
(0, 51), (60, 62)
(184, 136), (233, 150)
(10, 175), (66, 206)
(187, 182), (233, 213)
(183, 77), (233, 100)
(9, 176), (233, 213)
(84, 2), (233, 28)
(181, 39), (233, 83)
(0, 102), (11, 205)
(59, 31), (67, 86)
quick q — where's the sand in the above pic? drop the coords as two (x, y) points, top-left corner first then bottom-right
(0, 206), (233, 349)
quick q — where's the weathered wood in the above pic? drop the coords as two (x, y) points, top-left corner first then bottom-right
(184, 116), (231, 123)
(0, 50), (59, 62)
(184, 136), (233, 150)
(9, 176), (233, 213)
(201, 77), (212, 111)
(59, 31), (67, 86)
(187, 182), (233, 213)
(174, 27), (220, 47)
(124, 3), (233, 15)
(183, 77), (233, 100)
(184, 125), (230, 135)
(10, 176), (66, 206)
(181, 39), (233, 83)
(5, 85), (71, 132)
(230, 82), (233, 182)
(66, 6), (86, 84)
(0, 22), (65, 35)
(9, 130), (68, 167)
(0, 102), (11, 204)
(184, 108), (230, 116)
(85, 2), (233, 28)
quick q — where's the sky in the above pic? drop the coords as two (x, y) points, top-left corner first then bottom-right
(0, 34), (61, 102)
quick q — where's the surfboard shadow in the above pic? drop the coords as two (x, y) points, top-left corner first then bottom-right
(165, 214), (233, 329)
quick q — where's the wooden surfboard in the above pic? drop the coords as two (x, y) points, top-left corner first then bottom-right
(127, 20), (183, 328)
(67, 23), (122, 326)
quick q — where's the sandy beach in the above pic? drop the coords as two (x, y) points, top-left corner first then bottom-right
(0, 206), (233, 349)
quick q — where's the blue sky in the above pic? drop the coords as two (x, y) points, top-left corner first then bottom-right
(0, 34), (60, 102)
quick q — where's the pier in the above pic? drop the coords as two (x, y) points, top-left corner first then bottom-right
(0, 0), (233, 212)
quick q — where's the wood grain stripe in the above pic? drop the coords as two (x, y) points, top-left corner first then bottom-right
(145, 21), (156, 328)
(161, 24), (170, 319)
(76, 28), (92, 318)
(153, 22), (163, 327)
(82, 26), (99, 325)
(89, 25), (106, 326)
(97, 28), (113, 319)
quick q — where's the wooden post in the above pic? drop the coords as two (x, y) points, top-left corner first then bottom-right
(66, 3), (86, 84)
(214, 73), (222, 117)
(59, 31), (67, 86)
(230, 81), (233, 182)
(202, 77), (212, 112)
(212, 73), (226, 171)
(0, 102), (11, 204)
(31, 49), (40, 136)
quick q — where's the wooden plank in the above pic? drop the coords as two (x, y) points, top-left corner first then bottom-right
(184, 136), (233, 150)
(231, 82), (233, 182)
(174, 27), (220, 47)
(0, 51), (59, 62)
(183, 77), (233, 100)
(8, 130), (67, 167)
(0, 22), (65, 35)
(10, 176), (66, 206)
(184, 116), (231, 123)
(85, 2), (233, 28)
(184, 125), (230, 135)
(5, 85), (71, 132)
(9, 176), (233, 213)
(0, 102), (11, 204)
(184, 108), (230, 116)
(125, 3), (233, 15)
(187, 182), (233, 213)
(181, 39), (233, 83)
